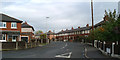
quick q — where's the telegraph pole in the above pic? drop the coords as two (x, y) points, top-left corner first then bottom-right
(91, 0), (94, 46)
(91, 0), (94, 30)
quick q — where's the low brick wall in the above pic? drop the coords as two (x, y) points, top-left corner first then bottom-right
(1, 40), (48, 50)
(2, 42), (16, 49)
(2, 41), (26, 50)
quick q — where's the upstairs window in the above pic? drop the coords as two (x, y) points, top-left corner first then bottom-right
(11, 22), (17, 28)
(0, 22), (6, 28)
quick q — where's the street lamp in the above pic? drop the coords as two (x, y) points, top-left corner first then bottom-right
(46, 17), (50, 43)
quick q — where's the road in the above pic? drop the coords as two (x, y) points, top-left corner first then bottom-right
(2, 41), (111, 58)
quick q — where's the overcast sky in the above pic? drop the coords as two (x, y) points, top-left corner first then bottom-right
(0, 0), (120, 33)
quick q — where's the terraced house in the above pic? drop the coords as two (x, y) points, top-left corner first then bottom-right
(56, 24), (91, 42)
(0, 14), (23, 42)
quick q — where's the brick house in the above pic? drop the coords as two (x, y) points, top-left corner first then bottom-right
(56, 24), (91, 42)
(47, 30), (56, 41)
(21, 22), (35, 43)
(0, 14), (23, 42)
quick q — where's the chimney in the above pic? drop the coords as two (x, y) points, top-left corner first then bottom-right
(86, 24), (89, 27)
(24, 21), (27, 24)
(103, 15), (108, 21)
(72, 27), (74, 30)
(49, 30), (51, 32)
(61, 30), (64, 31)
(78, 26), (80, 28)
(66, 29), (68, 31)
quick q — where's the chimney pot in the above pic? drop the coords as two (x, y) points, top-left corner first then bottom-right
(25, 21), (27, 24)
(72, 27), (74, 30)
(78, 26), (80, 28)
(49, 30), (51, 32)
(104, 15), (108, 21)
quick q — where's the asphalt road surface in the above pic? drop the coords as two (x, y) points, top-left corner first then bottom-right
(2, 41), (111, 58)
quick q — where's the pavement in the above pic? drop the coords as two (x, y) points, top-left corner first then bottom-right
(2, 41), (118, 60)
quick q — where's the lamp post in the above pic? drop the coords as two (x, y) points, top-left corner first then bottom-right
(53, 30), (55, 41)
(46, 17), (49, 43)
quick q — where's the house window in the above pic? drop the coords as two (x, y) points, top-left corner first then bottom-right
(0, 22), (6, 28)
(11, 22), (17, 28)
(82, 31), (84, 34)
(88, 30), (90, 33)
(2, 34), (6, 40)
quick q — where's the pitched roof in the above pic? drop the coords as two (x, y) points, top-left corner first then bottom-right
(0, 13), (23, 23)
(47, 31), (56, 35)
(94, 20), (105, 28)
(21, 22), (35, 31)
(57, 26), (92, 34)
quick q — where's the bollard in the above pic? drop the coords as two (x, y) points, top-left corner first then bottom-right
(42, 39), (43, 43)
(25, 42), (28, 48)
(111, 43), (115, 57)
(103, 41), (106, 52)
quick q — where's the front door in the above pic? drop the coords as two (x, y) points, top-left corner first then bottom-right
(12, 36), (17, 42)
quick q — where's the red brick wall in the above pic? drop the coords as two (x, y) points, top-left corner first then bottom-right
(0, 22), (21, 32)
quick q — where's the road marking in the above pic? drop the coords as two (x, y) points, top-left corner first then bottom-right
(61, 47), (65, 49)
(65, 43), (67, 47)
(55, 52), (72, 58)
(84, 47), (89, 58)
(60, 43), (67, 49)
(66, 49), (69, 51)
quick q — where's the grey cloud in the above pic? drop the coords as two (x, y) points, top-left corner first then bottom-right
(1, 1), (118, 33)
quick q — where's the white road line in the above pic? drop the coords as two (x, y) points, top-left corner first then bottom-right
(68, 52), (72, 58)
(60, 43), (67, 49)
(65, 43), (67, 47)
(55, 52), (72, 58)
(84, 47), (89, 58)
(60, 47), (65, 49)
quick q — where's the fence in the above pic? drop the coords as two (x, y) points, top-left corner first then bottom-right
(93, 40), (120, 58)
(1, 39), (48, 50)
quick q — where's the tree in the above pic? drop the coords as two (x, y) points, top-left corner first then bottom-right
(35, 30), (43, 35)
(40, 34), (46, 39)
(88, 9), (120, 42)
